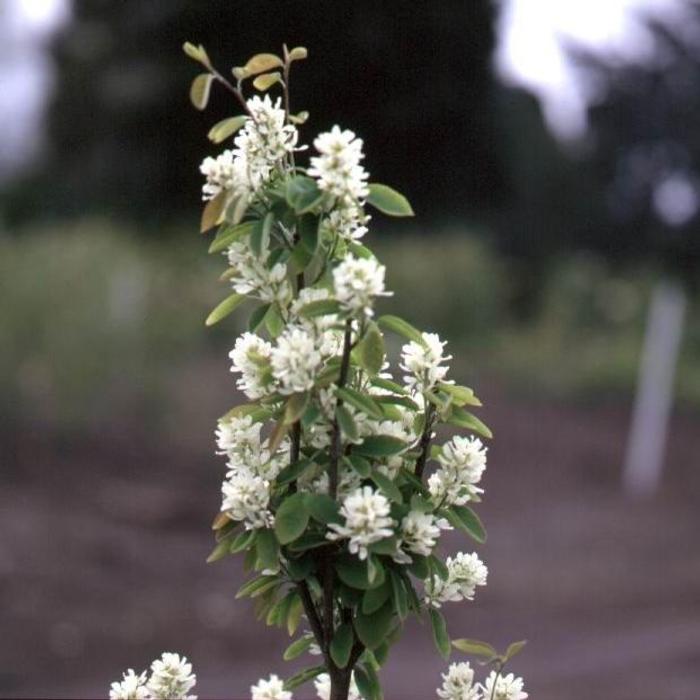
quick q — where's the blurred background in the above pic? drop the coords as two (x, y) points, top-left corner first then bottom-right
(2, 1), (700, 698)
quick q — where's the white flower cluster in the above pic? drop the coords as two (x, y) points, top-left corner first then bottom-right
(326, 486), (394, 559)
(436, 662), (481, 700)
(314, 672), (361, 700)
(251, 673), (292, 700)
(229, 332), (274, 400)
(200, 95), (298, 201)
(333, 254), (389, 317)
(308, 126), (369, 203)
(425, 552), (488, 608)
(482, 671), (528, 700)
(401, 332), (452, 393)
(429, 436), (487, 507)
(436, 663), (527, 700)
(320, 202), (370, 242)
(393, 510), (451, 563)
(227, 242), (292, 305)
(270, 326), (324, 394)
(110, 653), (196, 700)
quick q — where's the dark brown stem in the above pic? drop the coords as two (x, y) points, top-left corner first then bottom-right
(321, 553), (335, 650)
(414, 404), (436, 480)
(329, 320), (354, 497)
(296, 580), (328, 658)
(210, 69), (254, 118)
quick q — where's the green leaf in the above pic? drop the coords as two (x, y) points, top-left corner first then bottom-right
(355, 436), (406, 458)
(354, 601), (393, 650)
(429, 608), (451, 660)
(355, 323), (385, 376)
(205, 539), (230, 563)
(236, 575), (279, 599)
(182, 42), (210, 68)
(283, 665), (325, 692)
(287, 594), (303, 635)
(370, 472), (403, 503)
(205, 293), (245, 326)
(389, 570), (408, 619)
(362, 579), (391, 615)
(366, 183), (414, 217)
(344, 454), (371, 478)
(407, 555), (429, 580)
(253, 71), (282, 91)
(285, 555), (314, 581)
(337, 556), (384, 590)
(284, 392), (309, 425)
(450, 505), (487, 544)
(207, 115), (247, 143)
(208, 220), (256, 253)
(283, 635), (314, 661)
(255, 528), (280, 570)
(299, 298), (342, 318)
(274, 493), (310, 544)
(306, 493), (340, 524)
(330, 623), (354, 668)
(264, 303), (285, 338)
(439, 383), (482, 407)
(337, 387), (384, 420)
(355, 663), (383, 700)
(288, 46), (308, 61)
(244, 53), (283, 75)
(377, 315), (424, 344)
(229, 528), (256, 553)
(336, 405), (359, 441)
(250, 212), (273, 257)
(298, 214), (320, 254)
(452, 638), (498, 658)
(370, 377), (409, 395)
(448, 407), (493, 438)
(276, 457), (315, 486)
(201, 190), (227, 233)
(504, 640), (528, 661)
(190, 73), (214, 110)
(286, 176), (324, 213)
(248, 303), (271, 332)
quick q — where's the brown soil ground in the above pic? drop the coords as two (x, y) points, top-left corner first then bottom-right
(2, 369), (700, 699)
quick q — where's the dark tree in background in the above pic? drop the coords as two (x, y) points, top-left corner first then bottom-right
(8, 0), (506, 225)
(572, 3), (700, 281)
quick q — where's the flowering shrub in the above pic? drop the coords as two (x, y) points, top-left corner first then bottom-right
(109, 43), (527, 700)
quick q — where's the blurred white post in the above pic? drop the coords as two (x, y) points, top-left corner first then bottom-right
(623, 279), (686, 497)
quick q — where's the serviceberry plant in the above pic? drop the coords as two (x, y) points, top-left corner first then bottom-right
(108, 43), (528, 700)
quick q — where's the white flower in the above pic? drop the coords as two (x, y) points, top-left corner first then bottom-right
(314, 672), (361, 700)
(326, 486), (395, 559)
(200, 149), (248, 201)
(333, 255), (389, 317)
(400, 332), (452, 393)
(109, 669), (149, 700)
(481, 672), (528, 700)
(251, 674), (292, 700)
(426, 552), (488, 607)
(308, 126), (369, 203)
(436, 662), (482, 700)
(271, 326), (324, 394)
(396, 511), (450, 560)
(221, 471), (273, 529)
(147, 653), (197, 700)
(429, 436), (487, 507)
(320, 203), (369, 242)
(227, 242), (292, 305)
(236, 96), (298, 191)
(216, 415), (261, 459)
(229, 332), (275, 399)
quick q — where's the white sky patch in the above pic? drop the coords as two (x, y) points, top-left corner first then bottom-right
(0, 0), (70, 178)
(495, 0), (688, 140)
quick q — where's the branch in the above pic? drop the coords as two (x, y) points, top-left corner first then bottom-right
(329, 319), (353, 497)
(296, 580), (329, 659)
(414, 403), (436, 480)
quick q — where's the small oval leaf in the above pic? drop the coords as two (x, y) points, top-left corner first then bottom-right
(367, 183), (414, 217)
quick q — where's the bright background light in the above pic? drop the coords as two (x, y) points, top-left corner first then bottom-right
(495, 0), (688, 140)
